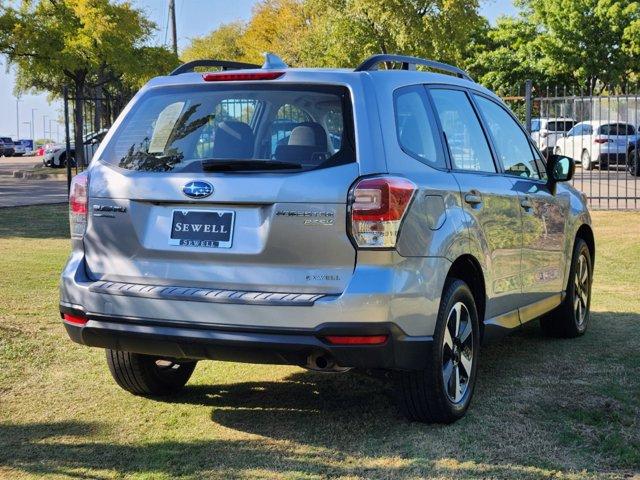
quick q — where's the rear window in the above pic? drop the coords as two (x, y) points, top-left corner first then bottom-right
(101, 84), (354, 172)
(598, 123), (636, 136)
(546, 121), (574, 132)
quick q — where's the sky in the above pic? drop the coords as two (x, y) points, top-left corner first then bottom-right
(0, 0), (517, 140)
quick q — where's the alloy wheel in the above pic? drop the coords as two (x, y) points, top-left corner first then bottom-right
(574, 253), (590, 327)
(442, 302), (474, 403)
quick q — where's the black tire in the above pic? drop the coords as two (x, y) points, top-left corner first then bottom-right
(540, 238), (592, 338)
(395, 279), (480, 423)
(628, 148), (640, 176)
(105, 350), (197, 396)
(58, 152), (76, 168)
(582, 150), (594, 170)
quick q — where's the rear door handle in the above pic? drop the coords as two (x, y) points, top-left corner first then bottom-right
(520, 196), (533, 210)
(464, 191), (482, 205)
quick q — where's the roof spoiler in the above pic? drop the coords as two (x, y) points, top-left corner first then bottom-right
(170, 60), (261, 76)
(170, 53), (289, 76)
(354, 54), (473, 81)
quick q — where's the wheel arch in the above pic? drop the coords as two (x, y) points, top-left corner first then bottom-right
(444, 254), (486, 328)
(575, 223), (595, 268)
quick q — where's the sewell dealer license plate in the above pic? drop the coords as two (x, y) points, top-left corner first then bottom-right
(169, 209), (235, 248)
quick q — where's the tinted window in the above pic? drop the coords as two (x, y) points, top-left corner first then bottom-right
(430, 89), (495, 172)
(546, 121), (575, 132)
(569, 124), (591, 136)
(102, 84), (353, 173)
(394, 86), (445, 169)
(598, 123), (636, 135)
(474, 95), (540, 179)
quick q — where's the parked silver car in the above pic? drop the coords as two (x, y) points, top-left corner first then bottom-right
(60, 54), (594, 423)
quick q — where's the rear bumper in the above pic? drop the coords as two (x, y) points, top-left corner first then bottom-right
(60, 305), (433, 370)
(59, 250), (450, 369)
(597, 152), (628, 165)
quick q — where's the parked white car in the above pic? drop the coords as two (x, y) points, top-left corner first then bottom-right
(531, 118), (575, 156)
(42, 130), (108, 168)
(554, 121), (638, 170)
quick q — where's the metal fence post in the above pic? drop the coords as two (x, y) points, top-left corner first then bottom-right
(525, 79), (532, 133)
(64, 86), (72, 193)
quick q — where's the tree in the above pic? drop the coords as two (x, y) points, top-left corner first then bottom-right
(523, 0), (640, 91)
(239, 0), (309, 66)
(0, 0), (178, 165)
(181, 22), (248, 63)
(469, 0), (640, 93)
(301, 0), (486, 67)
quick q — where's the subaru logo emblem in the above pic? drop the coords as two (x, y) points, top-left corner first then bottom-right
(182, 181), (213, 199)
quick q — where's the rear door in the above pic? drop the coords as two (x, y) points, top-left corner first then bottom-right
(84, 82), (359, 295)
(428, 87), (524, 320)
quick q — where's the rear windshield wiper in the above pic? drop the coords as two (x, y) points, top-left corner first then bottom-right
(201, 159), (302, 172)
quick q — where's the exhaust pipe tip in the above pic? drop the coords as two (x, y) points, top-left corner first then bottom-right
(305, 352), (350, 373)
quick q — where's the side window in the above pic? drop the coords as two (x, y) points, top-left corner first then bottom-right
(474, 95), (540, 179)
(429, 89), (496, 172)
(394, 86), (445, 169)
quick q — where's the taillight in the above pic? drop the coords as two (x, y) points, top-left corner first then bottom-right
(69, 171), (89, 238)
(594, 138), (611, 144)
(202, 71), (284, 81)
(348, 176), (416, 249)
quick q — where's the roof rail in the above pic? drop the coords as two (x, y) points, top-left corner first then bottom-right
(354, 54), (473, 81)
(170, 59), (260, 76)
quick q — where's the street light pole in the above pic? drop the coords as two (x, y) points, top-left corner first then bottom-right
(16, 99), (21, 138)
(43, 115), (48, 141)
(30, 108), (37, 143)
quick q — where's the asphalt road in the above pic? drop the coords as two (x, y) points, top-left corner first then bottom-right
(0, 156), (68, 208)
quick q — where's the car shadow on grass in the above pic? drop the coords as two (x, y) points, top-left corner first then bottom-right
(0, 204), (69, 239)
(2, 313), (638, 478)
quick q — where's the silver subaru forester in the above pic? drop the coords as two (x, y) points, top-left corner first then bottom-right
(60, 53), (594, 423)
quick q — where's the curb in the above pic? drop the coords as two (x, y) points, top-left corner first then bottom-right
(9, 170), (67, 180)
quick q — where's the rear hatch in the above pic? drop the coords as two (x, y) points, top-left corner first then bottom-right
(596, 123), (637, 152)
(84, 81), (359, 295)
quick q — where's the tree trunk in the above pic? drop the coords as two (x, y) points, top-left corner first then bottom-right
(73, 73), (86, 167)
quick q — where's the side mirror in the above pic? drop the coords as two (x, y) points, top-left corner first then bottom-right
(547, 154), (574, 183)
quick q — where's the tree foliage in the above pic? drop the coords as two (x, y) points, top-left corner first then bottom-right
(470, 0), (640, 93)
(181, 0), (485, 68)
(0, 0), (178, 163)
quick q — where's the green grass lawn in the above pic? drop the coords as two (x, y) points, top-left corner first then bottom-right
(0, 205), (639, 479)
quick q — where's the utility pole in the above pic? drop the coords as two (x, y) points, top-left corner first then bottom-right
(169, 0), (178, 55)
(43, 115), (48, 141)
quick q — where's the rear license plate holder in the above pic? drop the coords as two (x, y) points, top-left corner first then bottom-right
(169, 209), (235, 248)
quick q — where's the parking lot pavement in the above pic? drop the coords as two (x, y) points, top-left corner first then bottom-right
(0, 176), (67, 207)
(571, 166), (640, 209)
(0, 156), (68, 207)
